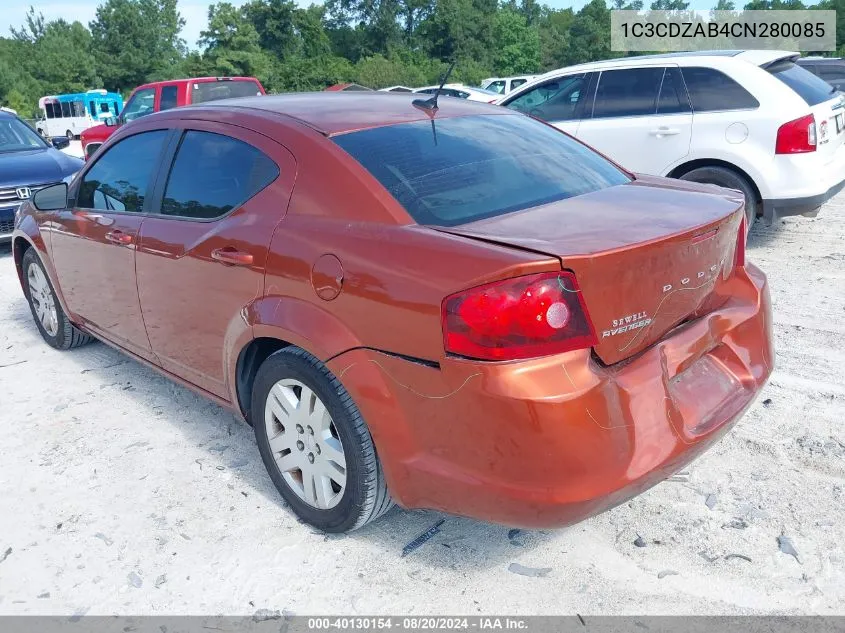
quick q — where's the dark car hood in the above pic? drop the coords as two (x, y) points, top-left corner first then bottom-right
(0, 148), (83, 188)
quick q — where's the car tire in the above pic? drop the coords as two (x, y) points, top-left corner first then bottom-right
(678, 166), (758, 230)
(22, 248), (94, 350)
(66, 130), (74, 140)
(252, 347), (393, 532)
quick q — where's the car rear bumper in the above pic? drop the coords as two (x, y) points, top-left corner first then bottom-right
(762, 175), (845, 222)
(328, 264), (773, 528)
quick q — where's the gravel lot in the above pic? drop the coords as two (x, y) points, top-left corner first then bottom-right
(0, 195), (843, 616)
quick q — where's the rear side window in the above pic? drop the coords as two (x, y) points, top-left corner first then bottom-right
(767, 60), (835, 106)
(511, 78), (527, 90)
(593, 67), (664, 118)
(681, 67), (760, 111)
(77, 131), (168, 212)
(161, 130), (278, 220)
(160, 86), (178, 111)
(333, 114), (630, 227)
(191, 80), (263, 104)
(657, 68), (690, 114)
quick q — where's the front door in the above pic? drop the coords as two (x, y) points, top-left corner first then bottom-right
(50, 129), (171, 362)
(135, 123), (296, 398)
(575, 66), (692, 175)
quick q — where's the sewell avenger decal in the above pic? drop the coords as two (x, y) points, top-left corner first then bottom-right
(601, 263), (721, 339)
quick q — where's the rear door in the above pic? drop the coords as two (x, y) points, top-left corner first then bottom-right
(135, 121), (296, 398)
(575, 66), (692, 175)
(50, 129), (171, 362)
(502, 73), (594, 137)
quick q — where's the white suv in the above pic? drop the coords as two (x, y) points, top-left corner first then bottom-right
(498, 50), (845, 226)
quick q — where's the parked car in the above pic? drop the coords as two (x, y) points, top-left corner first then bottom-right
(378, 86), (415, 92)
(80, 76), (265, 159)
(413, 83), (501, 102)
(324, 83), (372, 92)
(481, 75), (538, 94)
(0, 109), (81, 244)
(797, 57), (845, 93)
(13, 93), (771, 533)
(499, 50), (845, 227)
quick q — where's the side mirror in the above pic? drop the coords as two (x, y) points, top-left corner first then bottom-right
(51, 136), (70, 150)
(33, 183), (69, 211)
(104, 116), (118, 127)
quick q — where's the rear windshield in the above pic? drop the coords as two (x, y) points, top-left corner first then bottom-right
(333, 114), (630, 226)
(767, 60), (836, 106)
(192, 80), (263, 104)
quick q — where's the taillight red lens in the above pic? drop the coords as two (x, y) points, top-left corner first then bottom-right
(442, 272), (597, 361)
(775, 114), (816, 154)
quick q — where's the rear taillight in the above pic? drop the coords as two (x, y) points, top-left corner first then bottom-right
(442, 271), (597, 361)
(775, 114), (816, 154)
(735, 214), (746, 267)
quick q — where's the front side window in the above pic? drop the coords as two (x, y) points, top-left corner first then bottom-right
(505, 74), (589, 122)
(333, 113), (630, 227)
(77, 131), (168, 212)
(488, 80), (506, 94)
(682, 67), (760, 111)
(160, 86), (178, 111)
(122, 88), (156, 122)
(89, 102), (98, 118)
(160, 131), (278, 220)
(593, 67), (664, 119)
(45, 103), (56, 119)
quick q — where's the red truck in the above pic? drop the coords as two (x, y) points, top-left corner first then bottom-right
(81, 76), (265, 159)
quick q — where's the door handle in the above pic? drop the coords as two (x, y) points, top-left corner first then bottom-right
(211, 247), (254, 266)
(650, 127), (681, 137)
(105, 230), (133, 245)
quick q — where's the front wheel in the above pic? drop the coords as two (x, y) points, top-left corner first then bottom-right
(66, 129), (74, 140)
(678, 166), (758, 231)
(252, 347), (393, 532)
(22, 249), (93, 350)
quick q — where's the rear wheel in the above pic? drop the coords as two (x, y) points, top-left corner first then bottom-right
(678, 166), (758, 230)
(252, 347), (393, 532)
(66, 129), (74, 140)
(22, 249), (93, 350)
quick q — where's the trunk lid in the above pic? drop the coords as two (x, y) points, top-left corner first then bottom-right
(436, 176), (745, 365)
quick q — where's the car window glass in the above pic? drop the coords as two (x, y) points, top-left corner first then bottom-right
(77, 131), (168, 213)
(161, 131), (279, 220)
(191, 80), (263, 104)
(656, 68), (690, 115)
(122, 88), (156, 122)
(489, 81), (506, 94)
(593, 67), (663, 119)
(160, 86), (178, 111)
(767, 60), (835, 106)
(334, 113), (629, 227)
(682, 67), (760, 111)
(61, 102), (71, 117)
(819, 67), (845, 81)
(511, 78), (527, 89)
(505, 74), (587, 122)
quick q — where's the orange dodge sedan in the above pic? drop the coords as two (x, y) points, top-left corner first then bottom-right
(12, 93), (773, 532)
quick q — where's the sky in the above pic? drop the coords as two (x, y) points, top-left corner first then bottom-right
(1, 0), (721, 50)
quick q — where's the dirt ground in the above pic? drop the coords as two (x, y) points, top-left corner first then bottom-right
(0, 194), (843, 616)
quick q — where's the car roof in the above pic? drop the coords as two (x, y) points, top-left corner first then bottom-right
(134, 76), (261, 90)
(194, 92), (510, 136)
(534, 49), (798, 76)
